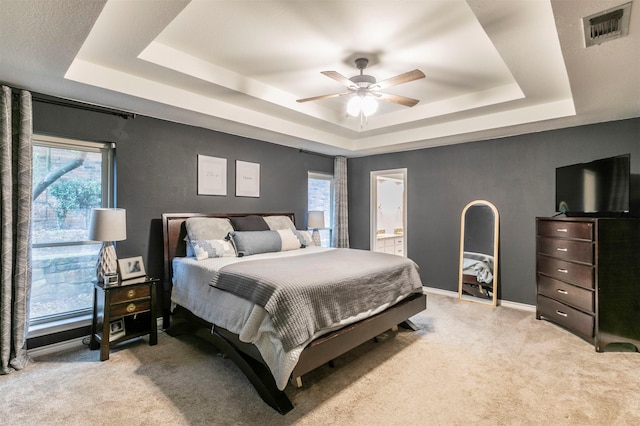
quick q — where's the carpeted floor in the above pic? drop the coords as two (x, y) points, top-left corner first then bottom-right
(2, 293), (639, 425)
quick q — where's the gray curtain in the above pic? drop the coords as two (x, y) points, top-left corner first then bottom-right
(1, 86), (33, 374)
(332, 156), (349, 248)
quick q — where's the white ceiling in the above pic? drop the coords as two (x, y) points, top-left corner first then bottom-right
(1, 0), (638, 157)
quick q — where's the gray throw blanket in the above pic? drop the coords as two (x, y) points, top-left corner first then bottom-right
(210, 249), (423, 351)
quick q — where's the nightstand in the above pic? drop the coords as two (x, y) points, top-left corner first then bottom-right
(89, 277), (159, 360)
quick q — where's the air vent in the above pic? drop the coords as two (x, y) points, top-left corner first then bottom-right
(583, 2), (632, 47)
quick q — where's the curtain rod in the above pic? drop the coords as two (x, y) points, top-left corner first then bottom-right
(2, 82), (135, 120)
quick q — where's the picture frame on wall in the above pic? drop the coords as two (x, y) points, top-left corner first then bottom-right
(197, 154), (227, 196)
(236, 160), (260, 197)
(118, 256), (146, 280)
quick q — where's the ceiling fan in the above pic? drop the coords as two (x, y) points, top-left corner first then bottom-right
(296, 58), (426, 115)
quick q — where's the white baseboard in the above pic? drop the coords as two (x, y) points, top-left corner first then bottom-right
(28, 336), (88, 358)
(423, 286), (536, 312)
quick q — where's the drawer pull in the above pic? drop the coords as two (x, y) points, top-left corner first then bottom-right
(556, 268), (569, 274)
(556, 228), (568, 233)
(557, 289), (568, 295)
(126, 303), (136, 313)
(556, 310), (568, 317)
(556, 247), (568, 252)
(127, 289), (136, 298)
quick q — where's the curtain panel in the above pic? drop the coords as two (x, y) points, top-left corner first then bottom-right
(0, 86), (33, 374)
(332, 156), (349, 248)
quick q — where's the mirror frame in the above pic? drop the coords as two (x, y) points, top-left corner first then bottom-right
(458, 200), (499, 306)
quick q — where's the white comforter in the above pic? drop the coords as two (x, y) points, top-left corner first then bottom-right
(171, 247), (410, 390)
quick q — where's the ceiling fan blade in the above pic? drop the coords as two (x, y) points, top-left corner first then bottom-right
(377, 93), (421, 108)
(373, 69), (425, 90)
(321, 71), (357, 89)
(296, 92), (350, 103)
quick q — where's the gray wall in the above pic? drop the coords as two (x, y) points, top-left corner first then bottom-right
(33, 102), (334, 284)
(348, 118), (640, 305)
(33, 99), (639, 306)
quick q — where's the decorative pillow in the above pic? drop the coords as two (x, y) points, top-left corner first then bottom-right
(191, 239), (236, 260)
(264, 215), (296, 231)
(184, 236), (195, 257)
(295, 230), (315, 247)
(229, 229), (301, 257)
(185, 217), (234, 241)
(277, 229), (302, 251)
(229, 215), (270, 231)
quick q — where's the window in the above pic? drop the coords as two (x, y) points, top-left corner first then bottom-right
(29, 135), (114, 327)
(308, 172), (333, 247)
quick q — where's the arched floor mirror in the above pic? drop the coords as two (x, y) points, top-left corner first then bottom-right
(459, 200), (499, 306)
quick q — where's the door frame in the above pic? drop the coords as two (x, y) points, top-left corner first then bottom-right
(370, 168), (407, 256)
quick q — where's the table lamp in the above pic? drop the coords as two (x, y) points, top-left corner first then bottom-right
(308, 210), (325, 246)
(88, 208), (127, 283)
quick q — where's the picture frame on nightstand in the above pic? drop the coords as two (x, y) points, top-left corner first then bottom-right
(118, 256), (145, 280)
(109, 319), (125, 341)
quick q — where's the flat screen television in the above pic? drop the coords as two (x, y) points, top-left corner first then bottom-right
(555, 154), (630, 217)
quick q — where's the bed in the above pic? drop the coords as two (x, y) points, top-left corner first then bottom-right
(162, 212), (426, 414)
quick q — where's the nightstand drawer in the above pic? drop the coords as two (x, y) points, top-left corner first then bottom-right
(537, 237), (593, 264)
(537, 255), (594, 289)
(537, 220), (593, 240)
(110, 299), (151, 317)
(110, 285), (151, 303)
(537, 295), (594, 339)
(537, 275), (593, 313)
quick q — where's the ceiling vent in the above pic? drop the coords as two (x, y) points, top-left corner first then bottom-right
(583, 2), (632, 47)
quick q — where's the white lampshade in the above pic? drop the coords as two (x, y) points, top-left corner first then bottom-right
(88, 208), (127, 283)
(89, 208), (127, 242)
(308, 211), (325, 229)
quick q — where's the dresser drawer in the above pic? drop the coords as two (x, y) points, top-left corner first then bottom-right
(537, 220), (593, 240)
(537, 295), (594, 339)
(110, 285), (151, 303)
(537, 237), (594, 264)
(537, 275), (594, 313)
(110, 299), (151, 317)
(537, 256), (594, 289)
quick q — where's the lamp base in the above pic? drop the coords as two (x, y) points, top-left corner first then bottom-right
(96, 241), (118, 283)
(312, 229), (321, 247)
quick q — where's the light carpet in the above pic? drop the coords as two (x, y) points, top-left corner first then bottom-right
(1, 293), (639, 425)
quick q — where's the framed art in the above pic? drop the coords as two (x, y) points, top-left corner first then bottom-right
(197, 154), (227, 196)
(109, 319), (125, 341)
(236, 160), (260, 197)
(118, 256), (146, 280)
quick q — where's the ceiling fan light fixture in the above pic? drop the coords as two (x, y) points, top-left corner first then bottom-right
(347, 94), (378, 117)
(362, 95), (378, 116)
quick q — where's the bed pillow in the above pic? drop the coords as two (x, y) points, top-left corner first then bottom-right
(185, 217), (234, 241)
(229, 229), (301, 256)
(295, 230), (315, 247)
(229, 215), (270, 231)
(191, 239), (236, 260)
(264, 215), (296, 231)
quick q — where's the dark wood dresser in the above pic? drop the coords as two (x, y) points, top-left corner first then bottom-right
(536, 217), (640, 352)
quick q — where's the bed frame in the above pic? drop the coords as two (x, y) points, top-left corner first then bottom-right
(162, 212), (427, 414)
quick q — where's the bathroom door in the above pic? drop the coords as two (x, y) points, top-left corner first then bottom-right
(370, 169), (407, 257)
